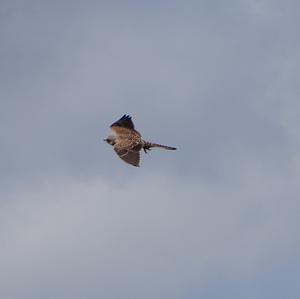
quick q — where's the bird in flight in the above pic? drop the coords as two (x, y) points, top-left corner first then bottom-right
(104, 114), (176, 167)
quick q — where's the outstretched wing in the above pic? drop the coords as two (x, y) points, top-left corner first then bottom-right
(114, 148), (140, 167)
(110, 114), (135, 130)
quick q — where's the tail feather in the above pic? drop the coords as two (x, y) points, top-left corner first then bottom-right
(144, 141), (176, 151)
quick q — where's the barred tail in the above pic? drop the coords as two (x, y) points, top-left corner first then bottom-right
(143, 141), (176, 151)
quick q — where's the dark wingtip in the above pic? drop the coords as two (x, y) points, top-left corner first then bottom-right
(110, 114), (134, 129)
(121, 114), (131, 120)
(130, 162), (139, 167)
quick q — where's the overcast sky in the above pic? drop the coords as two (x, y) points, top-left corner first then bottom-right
(1, 1), (300, 298)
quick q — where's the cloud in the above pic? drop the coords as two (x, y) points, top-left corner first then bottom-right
(1, 0), (294, 182)
(1, 1), (300, 298)
(1, 162), (299, 298)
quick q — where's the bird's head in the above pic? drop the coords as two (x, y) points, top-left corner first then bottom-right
(103, 135), (116, 146)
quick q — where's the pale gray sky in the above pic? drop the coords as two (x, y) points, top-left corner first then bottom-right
(1, 1), (300, 298)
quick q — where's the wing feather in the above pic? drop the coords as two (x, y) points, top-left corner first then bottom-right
(114, 148), (140, 167)
(110, 114), (135, 129)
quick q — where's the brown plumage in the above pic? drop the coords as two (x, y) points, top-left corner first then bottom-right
(104, 115), (176, 167)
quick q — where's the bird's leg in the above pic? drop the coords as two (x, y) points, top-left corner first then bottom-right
(143, 147), (151, 154)
(143, 142), (151, 154)
(143, 140), (154, 154)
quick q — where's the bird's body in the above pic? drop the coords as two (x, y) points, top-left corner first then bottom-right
(104, 115), (176, 167)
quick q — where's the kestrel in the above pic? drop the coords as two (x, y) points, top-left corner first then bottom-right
(104, 114), (176, 167)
